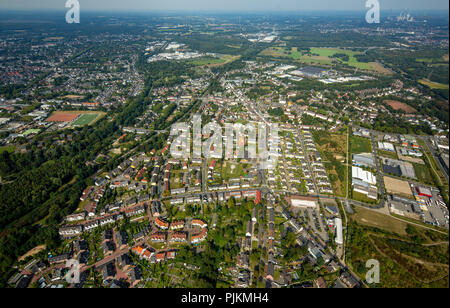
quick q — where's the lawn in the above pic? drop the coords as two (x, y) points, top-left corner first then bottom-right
(222, 162), (244, 180)
(350, 136), (372, 154)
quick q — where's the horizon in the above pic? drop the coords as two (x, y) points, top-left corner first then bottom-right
(0, 0), (448, 12)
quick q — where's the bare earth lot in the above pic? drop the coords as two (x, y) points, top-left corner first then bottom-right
(384, 176), (413, 197)
(384, 100), (417, 114)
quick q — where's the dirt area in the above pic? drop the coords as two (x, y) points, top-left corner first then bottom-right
(46, 112), (80, 122)
(383, 176), (413, 197)
(384, 100), (417, 114)
(19, 245), (46, 261)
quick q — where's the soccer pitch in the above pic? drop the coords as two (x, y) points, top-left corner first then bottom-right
(72, 113), (100, 126)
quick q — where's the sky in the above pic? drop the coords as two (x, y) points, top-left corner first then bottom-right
(0, 0), (448, 12)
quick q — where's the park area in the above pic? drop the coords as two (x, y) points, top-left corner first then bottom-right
(260, 46), (392, 74)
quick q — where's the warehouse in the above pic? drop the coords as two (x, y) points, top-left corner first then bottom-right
(353, 154), (375, 168)
(287, 196), (317, 208)
(378, 142), (395, 152)
(352, 166), (377, 185)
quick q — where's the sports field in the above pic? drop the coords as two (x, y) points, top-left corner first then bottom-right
(72, 113), (101, 126)
(46, 113), (80, 122)
(46, 111), (105, 126)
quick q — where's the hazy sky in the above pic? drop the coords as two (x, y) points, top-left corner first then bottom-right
(0, 0), (448, 12)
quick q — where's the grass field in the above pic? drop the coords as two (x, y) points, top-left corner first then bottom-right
(0, 145), (15, 154)
(312, 130), (348, 197)
(72, 113), (101, 126)
(222, 162), (244, 180)
(190, 54), (240, 67)
(413, 163), (434, 186)
(350, 136), (372, 154)
(189, 57), (225, 66)
(352, 190), (377, 203)
(378, 150), (398, 160)
(352, 206), (409, 236)
(418, 79), (449, 90)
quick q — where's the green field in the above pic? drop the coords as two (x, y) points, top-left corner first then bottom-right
(222, 162), (244, 180)
(189, 55), (239, 67)
(350, 136), (372, 154)
(189, 57), (225, 66)
(72, 113), (101, 126)
(413, 163), (434, 186)
(0, 145), (15, 154)
(260, 47), (382, 72)
(352, 190), (377, 204)
(418, 79), (449, 90)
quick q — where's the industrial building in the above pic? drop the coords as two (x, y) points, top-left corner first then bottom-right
(352, 153), (376, 168)
(335, 218), (343, 245)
